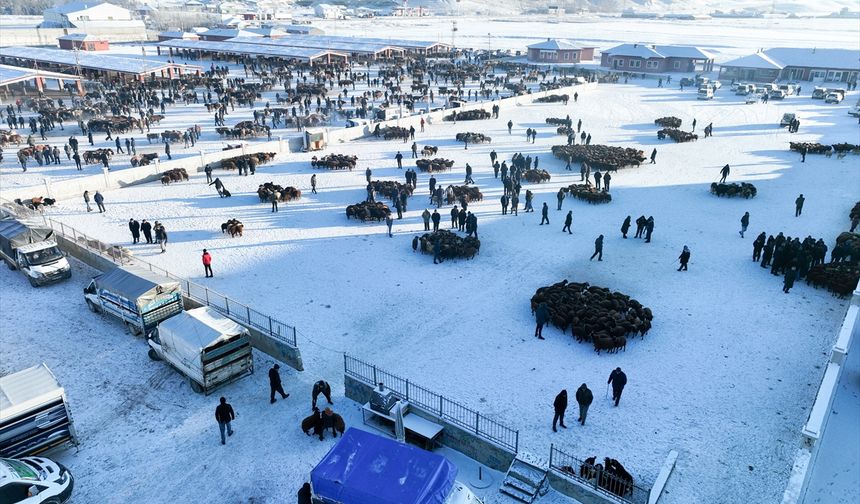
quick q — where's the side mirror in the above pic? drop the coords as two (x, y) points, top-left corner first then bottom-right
(28, 485), (40, 496)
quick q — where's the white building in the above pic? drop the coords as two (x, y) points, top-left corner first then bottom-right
(315, 4), (345, 20)
(42, 1), (134, 28)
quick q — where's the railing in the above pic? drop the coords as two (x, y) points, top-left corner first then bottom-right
(549, 445), (651, 504)
(0, 199), (298, 348)
(344, 354), (518, 453)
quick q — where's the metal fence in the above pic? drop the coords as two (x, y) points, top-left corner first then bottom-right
(549, 445), (650, 504)
(344, 354), (518, 453)
(0, 200), (298, 348)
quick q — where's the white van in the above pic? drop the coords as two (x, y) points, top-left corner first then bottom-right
(0, 456), (73, 503)
(697, 87), (714, 100)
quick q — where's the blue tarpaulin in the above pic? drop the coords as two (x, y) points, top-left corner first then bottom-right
(311, 428), (457, 504)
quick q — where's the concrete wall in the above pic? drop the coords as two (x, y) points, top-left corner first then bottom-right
(781, 286), (860, 504)
(344, 375), (516, 472)
(0, 26), (145, 46)
(547, 471), (629, 504)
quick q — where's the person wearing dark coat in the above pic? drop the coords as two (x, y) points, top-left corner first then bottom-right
(540, 202), (549, 225)
(312, 380), (333, 409)
(466, 212), (477, 238)
(719, 164), (730, 183)
(739, 212), (750, 238)
(590, 235), (603, 261)
(395, 151), (403, 169)
(621, 216), (631, 239)
(431, 209), (441, 232)
(128, 219), (140, 244)
(783, 266), (797, 293)
(575, 384), (593, 425)
(594, 171), (602, 191)
(458, 209), (467, 232)
(761, 238), (775, 268)
(210, 178), (225, 197)
(795, 194), (805, 217)
(93, 191), (105, 213)
(269, 364), (289, 403)
(433, 238), (442, 264)
(204, 164), (213, 183)
(535, 302), (549, 340)
(298, 482), (312, 504)
(562, 211), (573, 234)
(365, 167), (372, 183)
(552, 389), (568, 432)
(644, 216), (655, 243)
(215, 397), (235, 445)
(141, 220), (153, 244)
(752, 232), (766, 262)
(422, 209), (431, 231)
(556, 188), (565, 210)
(634, 215), (646, 238)
(608, 367), (627, 407)
(603, 172), (612, 192)
(650, 149), (657, 164)
(678, 245), (691, 271)
(164, 142), (171, 160)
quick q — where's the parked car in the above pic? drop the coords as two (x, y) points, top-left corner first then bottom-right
(680, 77), (696, 87)
(0, 456), (73, 503)
(769, 90), (787, 100)
(735, 84), (756, 96)
(711, 80), (722, 89)
(778, 84), (796, 95)
(780, 113), (796, 127)
(811, 86), (828, 99)
(848, 98), (860, 117)
(825, 92), (844, 104)
(697, 87), (714, 100)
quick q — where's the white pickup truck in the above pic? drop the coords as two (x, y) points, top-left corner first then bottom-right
(0, 218), (70, 287)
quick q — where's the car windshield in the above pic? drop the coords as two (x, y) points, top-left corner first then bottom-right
(0, 458), (38, 480)
(24, 247), (63, 266)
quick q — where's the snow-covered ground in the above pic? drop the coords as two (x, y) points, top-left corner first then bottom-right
(3, 73), (858, 503)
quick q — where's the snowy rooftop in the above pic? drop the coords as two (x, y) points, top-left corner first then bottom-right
(602, 43), (666, 59)
(45, 1), (108, 15)
(603, 43), (713, 60)
(720, 52), (785, 69)
(0, 64), (80, 86)
(159, 39), (346, 62)
(57, 33), (105, 41)
(0, 47), (198, 75)
(246, 27), (289, 38)
(200, 28), (261, 38)
(228, 35), (402, 56)
(763, 48), (860, 70)
(527, 39), (594, 51)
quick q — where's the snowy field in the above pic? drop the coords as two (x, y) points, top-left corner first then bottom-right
(2, 72), (859, 504)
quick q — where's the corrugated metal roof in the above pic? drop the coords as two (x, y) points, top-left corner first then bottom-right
(0, 46), (198, 75)
(159, 39), (346, 62)
(200, 28), (261, 38)
(0, 64), (80, 86)
(0, 364), (62, 421)
(527, 39), (591, 51)
(228, 36), (401, 55)
(654, 45), (714, 60)
(602, 43), (665, 59)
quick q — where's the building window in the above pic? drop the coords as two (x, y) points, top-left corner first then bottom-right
(564, 52), (569, 61)
(630, 59), (642, 68)
(673, 61), (681, 69)
(614, 58), (624, 67)
(646, 60), (659, 69)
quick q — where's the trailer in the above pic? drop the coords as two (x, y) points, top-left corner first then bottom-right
(83, 265), (183, 336)
(0, 364), (78, 458)
(147, 307), (254, 394)
(0, 217), (71, 287)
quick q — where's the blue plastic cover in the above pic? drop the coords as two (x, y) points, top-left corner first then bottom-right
(311, 428), (457, 504)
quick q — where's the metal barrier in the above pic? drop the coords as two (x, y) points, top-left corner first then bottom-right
(344, 354), (518, 453)
(0, 200), (298, 348)
(549, 445), (650, 504)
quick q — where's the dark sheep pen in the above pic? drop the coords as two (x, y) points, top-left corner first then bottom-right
(418, 230), (480, 260)
(565, 184), (611, 204)
(710, 182), (757, 199)
(551, 145), (645, 171)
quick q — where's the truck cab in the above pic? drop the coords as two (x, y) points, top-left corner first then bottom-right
(12, 242), (70, 287)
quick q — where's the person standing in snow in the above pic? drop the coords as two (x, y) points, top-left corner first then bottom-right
(535, 302), (549, 340)
(431, 209), (441, 232)
(312, 380), (333, 410)
(783, 265), (797, 293)
(421, 209), (431, 231)
(557, 188), (565, 210)
(608, 367), (627, 407)
(795, 194), (805, 217)
(634, 215), (646, 239)
(575, 384), (593, 425)
(590, 235), (604, 261)
(621, 216), (631, 239)
(269, 364), (289, 404)
(140, 220), (152, 244)
(395, 151), (403, 169)
(644, 216), (655, 243)
(677, 245), (691, 271)
(202, 249), (213, 277)
(603, 172), (612, 192)
(385, 214), (393, 237)
(215, 396), (235, 445)
(311, 174), (317, 194)
(739, 212), (750, 238)
(752, 232), (766, 262)
(552, 389), (568, 432)
(562, 211), (573, 234)
(129, 219), (140, 244)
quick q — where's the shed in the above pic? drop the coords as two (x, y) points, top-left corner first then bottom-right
(526, 39), (596, 63)
(58, 33), (110, 51)
(311, 428), (457, 504)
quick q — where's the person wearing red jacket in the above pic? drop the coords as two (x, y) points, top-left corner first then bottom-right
(202, 249), (213, 278)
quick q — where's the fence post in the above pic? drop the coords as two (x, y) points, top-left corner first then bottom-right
(475, 413), (480, 434)
(406, 379), (409, 402)
(186, 280), (190, 295)
(292, 326), (296, 345)
(268, 317), (273, 334)
(225, 298), (230, 315)
(515, 431), (519, 453)
(246, 306), (251, 323)
(439, 395), (443, 417)
(372, 365), (377, 385)
(549, 444), (553, 468)
(205, 288), (209, 305)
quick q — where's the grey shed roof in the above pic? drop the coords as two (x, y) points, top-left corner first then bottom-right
(721, 52), (785, 70)
(94, 264), (181, 305)
(763, 48), (860, 70)
(0, 46), (199, 76)
(527, 39), (592, 50)
(0, 364), (63, 422)
(228, 36), (402, 56)
(159, 39), (346, 62)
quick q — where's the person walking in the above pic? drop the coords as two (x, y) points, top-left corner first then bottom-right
(164, 142), (171, 160)
(128, 219), (140, 244)
(73, 152), (82, 170)
(507, 120), (513, 134)
(552, 389), (568, 432)
(677, 245), (691, 271)
(312, 380), (333, 409)
(155, 222), (167, 253)
(575, 384), (593, 426)
(365, 167), (372, 183)
(93, 191), (105, 213)
(562, 211), (573, 234)
(739, 212), (750, 238)
(800, 146), (807, 163)
(795, 194), (805, 217)
(83, 190), (92, 212)
(535, 301), (549, 340)
(783, 265), (797, 293)
(621, 216), (631, 239)
(590, 235), (603, 261)
(385, 214), (393, 237)
(608, 367), (627, 407)
(650, 148), (657, 164)
(530, 199), (546, 225)
(719, 164), (730, 183)
(395, 151), (403, 169)
(215, 397), (235, 445)
(269, 364), (289, 403)
(202, 249), (213, 277)
(310, 174), (317, 194)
